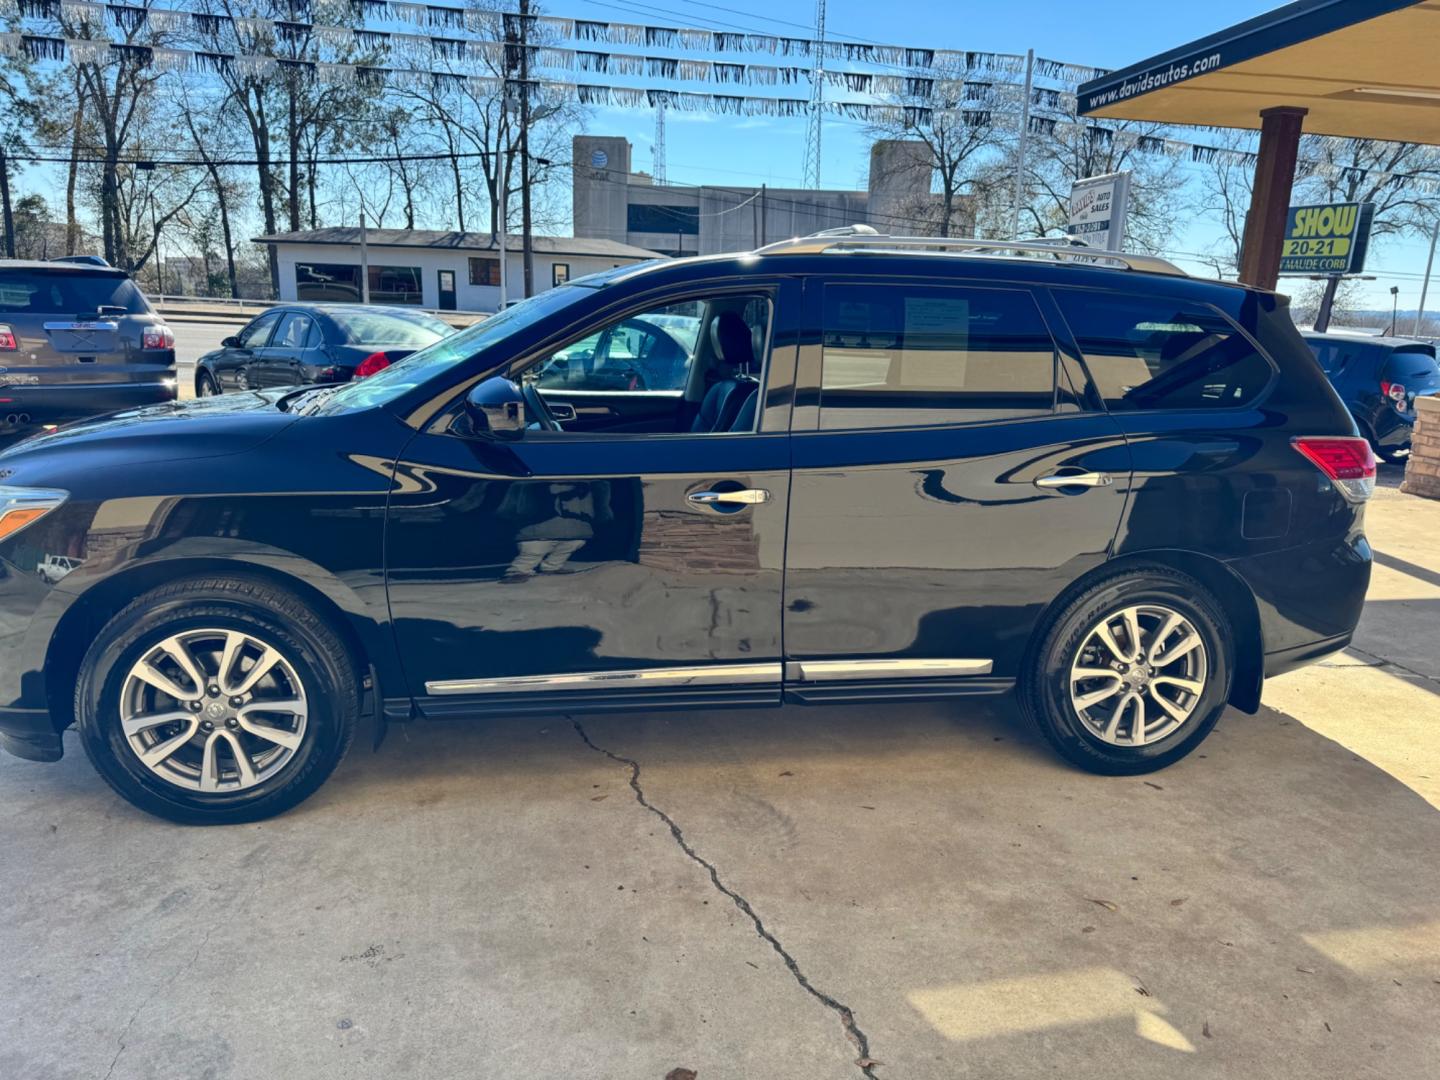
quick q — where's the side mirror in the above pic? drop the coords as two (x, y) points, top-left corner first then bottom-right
(221, 335), (240, 348)
(464, 375), (526, 439)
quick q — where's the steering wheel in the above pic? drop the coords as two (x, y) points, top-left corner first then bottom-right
(522, 382), (562, 432)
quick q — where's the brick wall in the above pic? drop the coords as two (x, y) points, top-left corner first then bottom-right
(1401, 395), (1440, 500)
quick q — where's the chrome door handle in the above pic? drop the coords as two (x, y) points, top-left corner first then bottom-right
(1034, 471), (1113, 489)
(688, 488), (771, 505)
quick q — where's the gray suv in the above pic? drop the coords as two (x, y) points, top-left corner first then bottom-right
(0, 261), (177, 433)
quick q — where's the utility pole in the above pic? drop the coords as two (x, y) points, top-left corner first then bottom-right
(802, 0), (826, 189)
(653, 98), (667, 184)
(1314, 274), (1341, 333)
(359, 210), (370, 303)
(1414, 219), (1438, 337)
(0, 148), (14, 259)
(517, 0), (534, 298)
(1010, 48), (1035, 240)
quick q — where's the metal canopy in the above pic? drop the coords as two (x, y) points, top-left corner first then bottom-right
(1078, 0), (1440, 144)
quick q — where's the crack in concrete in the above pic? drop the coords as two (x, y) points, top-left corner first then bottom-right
(102, 925), (214, 1080)
(571, 717), (880, 1078)
(1346, 644), (1440, 687)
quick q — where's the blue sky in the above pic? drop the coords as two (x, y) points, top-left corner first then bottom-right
(556, 0), (1437, 313)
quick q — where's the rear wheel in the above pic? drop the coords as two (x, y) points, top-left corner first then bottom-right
(196, 369), (219, 397)
(76, 576), (360, 824)
(1021, 567), (1232, 774)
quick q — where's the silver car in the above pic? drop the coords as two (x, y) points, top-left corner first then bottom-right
(0, 261), (177, 433)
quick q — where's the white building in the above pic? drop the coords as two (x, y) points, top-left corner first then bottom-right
(254, 229), (662, 312)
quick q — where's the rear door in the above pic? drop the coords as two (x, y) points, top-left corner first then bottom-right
(782, 276), (1131, 698)
(255, 311), (315, 387)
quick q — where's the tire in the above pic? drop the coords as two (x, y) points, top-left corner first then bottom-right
(1020, 566), (1232, 775)
(75, 576), (361, 825)
(196, 369), (219, 397)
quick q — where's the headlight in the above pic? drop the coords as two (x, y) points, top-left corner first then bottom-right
(0, 487), (68, 541)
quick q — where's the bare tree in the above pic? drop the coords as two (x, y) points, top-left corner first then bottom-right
(864, 62), (1001, 237)
(1004, 119), (1185, 254)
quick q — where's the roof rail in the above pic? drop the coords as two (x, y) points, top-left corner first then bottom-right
(753, 230), (1187, 277)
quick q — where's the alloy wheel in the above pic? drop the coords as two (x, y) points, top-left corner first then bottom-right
(119, 628), (308, 792)
(1068, 604), (1208, 746)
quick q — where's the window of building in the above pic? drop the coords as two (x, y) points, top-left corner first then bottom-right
(295, 263), (422, 305)
(296, 263), (360, 303)
(368, 265), (422, 306)
(818, 284), (1057, 430)
(627, 203), (700, 235)
(1054, 292), (1276, 410)
(469, 257), (502, 287)
(552, 263), (570, 287)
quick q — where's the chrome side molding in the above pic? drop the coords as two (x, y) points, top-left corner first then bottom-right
(425, 663), (782, 695)
(784, 658), (994, 681)
(426, 658), (994, 695)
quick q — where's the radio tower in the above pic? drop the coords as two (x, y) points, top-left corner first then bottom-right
(802, 0), (826, 189)
(653, 98), (668, 184)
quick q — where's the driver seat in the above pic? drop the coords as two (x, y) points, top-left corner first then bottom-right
(690, 312), (759, 434)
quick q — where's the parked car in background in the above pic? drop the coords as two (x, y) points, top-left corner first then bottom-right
(0, 260), (176, 435)
(193, 304), (453, 396)
(0, 231), (1375, 824)
(1301, 332), (1440, 461)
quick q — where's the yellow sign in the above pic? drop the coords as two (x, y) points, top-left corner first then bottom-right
(1278, 201), (1373, 276)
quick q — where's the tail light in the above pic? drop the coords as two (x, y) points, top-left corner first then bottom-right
(1380, 381), (1407, 408)
(0, 324), (16, 351)
(142, 324), (175, 350)
(1292, 436), (1376, 502)
(354, 352), (391, 379)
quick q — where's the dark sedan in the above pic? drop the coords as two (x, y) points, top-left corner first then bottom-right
(194, 304), (452, 395)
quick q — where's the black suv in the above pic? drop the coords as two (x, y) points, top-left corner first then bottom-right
(1301, 332), (1439, 461)
(0, 261), (177, 434)
(0, 235), (1373, 824)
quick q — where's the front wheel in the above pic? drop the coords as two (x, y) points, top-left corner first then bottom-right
(76, 576), (361, 824)
(196, 369), (219, 397)
(1021, 567), (1232, 775)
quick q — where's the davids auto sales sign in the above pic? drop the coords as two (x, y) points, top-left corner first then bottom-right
(1278, 201), (1375, 276)
(1067, 172), (1132, 252)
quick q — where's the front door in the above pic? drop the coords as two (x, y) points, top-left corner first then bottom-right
(254, 311), (313, 387)
(384, 281), (797, 715)
(437, 269), (457, 311)
(782, 277), (1131, 696)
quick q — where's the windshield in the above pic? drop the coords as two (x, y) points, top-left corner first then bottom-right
(313, 286), (591, 414)
(0, 269), (148, 315)
(328, 309), (452, 347)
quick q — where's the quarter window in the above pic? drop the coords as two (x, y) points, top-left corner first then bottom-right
(1056, 293), (1275, 410)
(818, 285), (1057, 430)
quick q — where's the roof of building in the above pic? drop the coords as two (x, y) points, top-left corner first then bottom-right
(253, 228), (662, 260)
(1077, 0), (1440, 143)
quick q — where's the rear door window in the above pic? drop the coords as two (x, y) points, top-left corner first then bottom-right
(0, 269), (147, 315)
(1055, 292), (1275, 410)
(273, 312), (315, 350)
(819, 284), (1057, 430)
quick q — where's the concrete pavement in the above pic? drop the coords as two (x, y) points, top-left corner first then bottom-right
(0, 473), (1436, 1080)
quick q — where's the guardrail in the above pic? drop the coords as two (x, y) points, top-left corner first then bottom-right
(146, 294), (492, 322)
